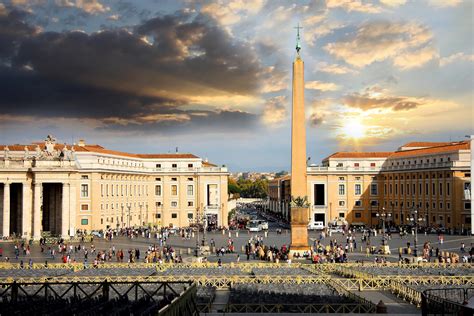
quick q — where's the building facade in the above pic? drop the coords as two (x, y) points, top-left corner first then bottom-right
(269, 141), (471, 232)
(0, 136), (229, 240)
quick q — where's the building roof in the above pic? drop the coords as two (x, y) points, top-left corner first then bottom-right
(323, 152), (393, 160)
(389, 141), (470, 158)
(400, 141), (453, 148)
(0, 143), (199, 160)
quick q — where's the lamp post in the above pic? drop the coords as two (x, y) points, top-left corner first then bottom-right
(139, 203), (143, 226)
(121, 204), (124, 228)
(127, 203), (131, 228)
(376, 207), (392, 245)
(407, 207), (425, 257)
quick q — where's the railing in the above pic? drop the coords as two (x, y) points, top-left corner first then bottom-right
(218, 303), (377, 313)
(421, 288), (474, 316)
(158, 283), (199, 316)
(307, 166), (380, 172)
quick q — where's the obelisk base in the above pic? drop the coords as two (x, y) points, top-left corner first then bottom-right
(290, 207), (310, 255)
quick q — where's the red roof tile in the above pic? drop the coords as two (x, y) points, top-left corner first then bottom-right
(389, 141), (469, 158)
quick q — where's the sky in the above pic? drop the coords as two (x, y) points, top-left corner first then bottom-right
(0, 0), (472, 172)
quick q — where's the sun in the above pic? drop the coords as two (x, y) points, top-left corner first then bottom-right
(342, 118), (366, 139)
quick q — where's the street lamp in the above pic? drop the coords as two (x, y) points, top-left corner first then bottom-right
(407, 207), (425, 257)
(139, 203), (143, 226)
(121, 204), (124, 228)
(376, 207), (392, 245)
(127, 203), (131, 228)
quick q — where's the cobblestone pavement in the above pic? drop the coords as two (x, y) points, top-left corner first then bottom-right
(0, 228), (471, 265)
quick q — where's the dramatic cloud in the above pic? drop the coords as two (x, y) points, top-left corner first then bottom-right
(309, 113), (325, 126)
(380, 0), (407, 7)
(324, 21), (435, 69)
(262, 96), (287, 125)
(439, 52), (474, 66)
(342, 87), (424, 112)
(326, 0), (383, 14)
(201, 0), (266, 26)
(427, 0), (462, 8)
(316, 62), (357, 75)
(0, 8), (264, 133)
(55, 0), (110, 14)
(305, 81), (340, 91)
(0, 7), (37, 59)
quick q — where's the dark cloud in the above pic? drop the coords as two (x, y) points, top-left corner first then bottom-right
(0, 7), (36, 60)
(0, 7), (263, 134)
(99, 109), (259, 134)
(309, 113), (324, 126)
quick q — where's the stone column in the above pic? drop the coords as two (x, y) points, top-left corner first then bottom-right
(22, 182), (33, 239)
(33, 182), (42, 240)
(2, 183), (10, 237)
(61, 183), (70, 237)
(69, 184), (76, 237)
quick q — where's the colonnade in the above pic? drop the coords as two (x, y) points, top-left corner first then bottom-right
(1, 182), (76, 240)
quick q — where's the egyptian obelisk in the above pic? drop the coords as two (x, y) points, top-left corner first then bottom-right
(290, 24), (310, 252)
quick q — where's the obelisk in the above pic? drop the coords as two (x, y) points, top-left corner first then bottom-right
(290, 24), (310, 252)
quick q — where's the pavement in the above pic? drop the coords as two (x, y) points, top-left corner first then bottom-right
(0, 229), (471, 265)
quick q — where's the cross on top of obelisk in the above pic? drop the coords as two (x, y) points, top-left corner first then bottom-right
(294, 23), (303, 54)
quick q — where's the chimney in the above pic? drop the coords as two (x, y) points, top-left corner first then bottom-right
(78, 139), (85, 147)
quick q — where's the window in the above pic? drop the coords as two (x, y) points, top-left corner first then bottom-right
(339, 177), (345, 181)
(187, 177), (193, 181)
(338, 200), (345, 207)
(447, 202), (451, 210)
(187, 213), (193, 219)
(156, 201), (162, 207)
(439, 183), (443, 196)
(432, 183), (435, 195)
(188, 163), (193, 168)
(81, 204), (88, 211)
(384, 184), (387, 195)
(355, 213), (361, 218)
(395, 184), (398, 195)
(172, 163), (177, 169)
(171, 213), (177, 219)
(371, 184), (378, 196)
(156, 177), (161, 181)
(156, 164), (161, 169)
(401, 184), (404, 195)
(187, 185), (194, 195)
(355, 177), (361, 180)
(338, 212), (345, 218)
(155, 185), (162, 196)
(81, 175), (88, 179)
(101, 218), (104, 224)
(171, 185), (178, 195)
(81, 219), (88, 225)
(338, 184), (345, 195)
(447, 183), (450, 195)
(188, 201), (194, 207)
(354, 163), (359, 167)
(171, 177), (177, 181)
(447, 216), (450, 224)
(314, 184), (325, 206)
(370, 163), (376, 167)
(389, 184), (392, 194)
(355, 200), (362, 207)
(336, 163), (343, 167)
(439, 202), (443, 209)
(370, 200), (378, 207)
(464, 202), (471, 210)
(156, 213), (161, 219)
(81, 184), (89, 198)
(355, 184), (361, 195)
(171, 201), (177, 207)
(101, 184), (104, 197)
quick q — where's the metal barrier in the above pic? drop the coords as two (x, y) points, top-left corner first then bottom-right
(209, 303), (376, 313)
(158, 283), (199, 316)
(421, 288), (474, 316)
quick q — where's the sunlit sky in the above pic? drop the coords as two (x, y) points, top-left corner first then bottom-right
(0, 0), (472, 171)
